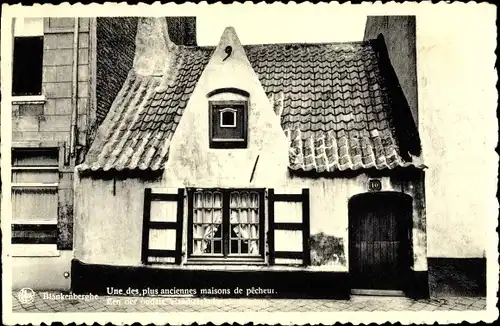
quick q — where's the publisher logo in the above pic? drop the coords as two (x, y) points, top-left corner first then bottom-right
(18, 288), (35, 304)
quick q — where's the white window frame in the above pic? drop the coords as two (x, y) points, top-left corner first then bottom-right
(219, 107), (237, 128)
(12, 17), (46, 103)
(14, 17), (44, 37)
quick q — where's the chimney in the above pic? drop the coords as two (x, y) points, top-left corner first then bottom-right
(364, 16), (418, 124)
(133, 17), (174, 76)
(132, 17), (197, 77)
(166, 17), (197, 46)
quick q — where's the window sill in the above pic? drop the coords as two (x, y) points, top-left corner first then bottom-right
(12, 95), (46, 105)
(11, 244), (60, 257)
(12, 183), (59, 189)
(209, 140), (248, 149)
(12, 219), (58, 225)
(12, 166), (59, 171)
(185, 257), (266, 266)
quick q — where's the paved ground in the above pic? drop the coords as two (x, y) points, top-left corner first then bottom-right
(11, 291), (486, 312)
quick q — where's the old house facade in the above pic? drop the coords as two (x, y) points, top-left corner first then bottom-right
(4, 13), (489, 299)
(72, 16), (429, 299)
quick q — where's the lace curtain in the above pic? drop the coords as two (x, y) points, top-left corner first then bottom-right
(192, 190), (260, 255)
(192, 191), (223, 254)
(229, 191), (259, 254)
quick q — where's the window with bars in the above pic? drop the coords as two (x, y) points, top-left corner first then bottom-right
(11, 148), (59, 244)
(188, 188), (265, 259)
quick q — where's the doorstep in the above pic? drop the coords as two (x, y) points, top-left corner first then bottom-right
(351, 289), (405, 297)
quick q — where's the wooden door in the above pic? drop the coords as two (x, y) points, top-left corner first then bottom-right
(349, 192), (412, 290)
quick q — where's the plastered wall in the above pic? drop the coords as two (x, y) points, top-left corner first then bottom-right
(74, 172), (427, 273)
(417, 10), (496, 258)
(162, 27), (289, 189)
(74, 161), (428, 272)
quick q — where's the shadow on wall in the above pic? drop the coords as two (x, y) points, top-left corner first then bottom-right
(310, 232), (346, 266)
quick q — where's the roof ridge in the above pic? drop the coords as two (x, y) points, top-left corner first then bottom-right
(177, 39), (375, 50)
(244, 40), (373, 47)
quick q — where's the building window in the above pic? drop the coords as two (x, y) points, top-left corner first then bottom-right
(12, 18), (44, 97)
(220, 108), (237, 128)
(13, 36), (44, 96)
(11, 148), (59, 244)
(209, 100), (248, 148)
(188, 188), (265, 259)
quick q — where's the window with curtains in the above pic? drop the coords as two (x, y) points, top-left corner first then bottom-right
(188, 188), (265, 259)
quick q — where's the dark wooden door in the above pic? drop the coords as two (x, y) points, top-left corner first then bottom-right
(349, 193), (412, 290)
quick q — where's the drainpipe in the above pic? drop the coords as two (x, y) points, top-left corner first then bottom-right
(69, 18), (80, 160)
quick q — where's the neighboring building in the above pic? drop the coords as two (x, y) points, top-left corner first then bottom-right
(9, 16), (137, 290)
(365, 16), (487, 297)
(73, 16), (429, 299)
(8, 16), (195, 290)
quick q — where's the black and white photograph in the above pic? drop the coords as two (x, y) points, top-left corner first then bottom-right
(1, 2), (497, 325)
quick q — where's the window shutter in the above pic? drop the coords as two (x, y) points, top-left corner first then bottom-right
(209, 100), (248, 148)
(268, 188), (310, 266)
(141, 188), (184, 265)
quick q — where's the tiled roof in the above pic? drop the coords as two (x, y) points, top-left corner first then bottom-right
(245, 41), (422, 172)
(80, 46), (213, 171)
(81, 38), (423, 173)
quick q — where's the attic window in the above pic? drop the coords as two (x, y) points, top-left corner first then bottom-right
(220, 108), (237, 128)
(209, 100), (248, 148)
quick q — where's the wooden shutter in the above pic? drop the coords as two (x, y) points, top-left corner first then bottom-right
(268, 188), (310, 266)
(141, 188), (184, 265)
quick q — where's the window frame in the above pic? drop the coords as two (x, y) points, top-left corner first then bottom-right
(219, 107), (238, 128)
(187, 188), (266, 262)
(12, 35), (44, 97)
(11, 147), (60, 190)
(11, 146), (61, 250)
(12, 18), (45, 98)
(209, 100), (248, 149)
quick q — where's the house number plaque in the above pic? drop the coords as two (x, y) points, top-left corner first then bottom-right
(369, 179), (382, 191)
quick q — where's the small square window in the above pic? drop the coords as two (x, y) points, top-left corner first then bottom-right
(209, 100), (248, 148)
(220, 108), (237, 128)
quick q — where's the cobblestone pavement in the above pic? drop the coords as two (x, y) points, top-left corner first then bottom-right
(11, 291), (487, 313)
